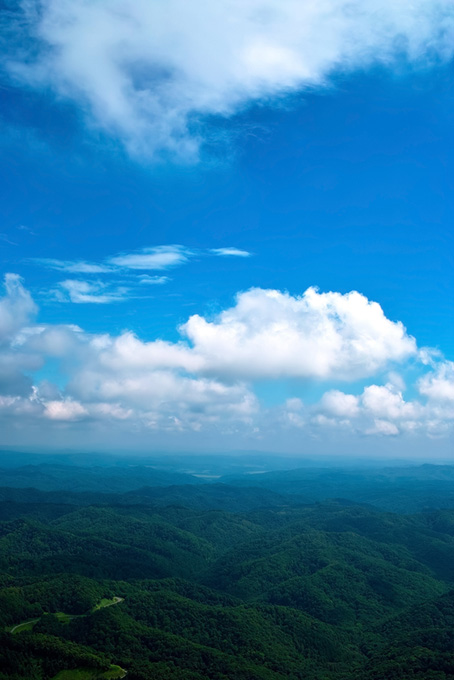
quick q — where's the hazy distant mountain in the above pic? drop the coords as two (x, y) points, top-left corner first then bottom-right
(0, 464), (203, 493)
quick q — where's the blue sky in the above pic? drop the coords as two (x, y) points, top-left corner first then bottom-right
(0, 1), (453, 457)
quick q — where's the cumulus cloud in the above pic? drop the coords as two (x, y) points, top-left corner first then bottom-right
(22, 324), (84, 358)
(43, 398), (88, 421)
(0, 274), (452, 444)
(319, 390), (359, 418)
(362, 383), (420, 421)
(313, 379), (454, 437)
(70, 369), (257, 426)
(418, 361), (454, 402)
(366, 419), (400, 436)
(0, 351), (41, 397)
(0, 275), (40, 395)
(0, 275), (259, 432)
(87, 332), (202, 374)
(281, 397), (306, 428)
(56, 330), (257, 429)
(5, 0), (454, 158)
(0, 274), (37, 343)
(182, 287), (417, 379)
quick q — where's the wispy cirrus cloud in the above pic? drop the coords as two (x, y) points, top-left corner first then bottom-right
(138, 275), (169, 285)
(211, 247), (251, 257)
(33, 245), (251, 302)
(34, 258), (115, 274)
(109, 245), (191, 270)
(4, 0), (454, 159)
(55, 279), (130, 304)
(0, 234), (18, 246)
(36, 245), (192, 276)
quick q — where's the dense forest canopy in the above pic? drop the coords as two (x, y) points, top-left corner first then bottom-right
(1, 460), (454, 679)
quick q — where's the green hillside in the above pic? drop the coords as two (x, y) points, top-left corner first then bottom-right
(1, 469), (454, 679)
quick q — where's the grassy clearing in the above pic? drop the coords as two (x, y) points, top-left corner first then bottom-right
(54, 611), (75, 623)
(91, 597), (123, 612)
(101, 666), (126, 679)
(52, 664), (126, 679)
(51, 671), (98, 680)
(9, 618), (40, 634)
(7, 596), (123, 634)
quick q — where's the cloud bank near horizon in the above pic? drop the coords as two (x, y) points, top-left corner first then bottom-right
(0, 274), (452, 453)
(4, 0), (454, 159)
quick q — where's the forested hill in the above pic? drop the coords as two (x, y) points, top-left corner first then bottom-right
(221, 464), (454, 512)
(1, 460), (454, 680)
(2, 461), (454, 512)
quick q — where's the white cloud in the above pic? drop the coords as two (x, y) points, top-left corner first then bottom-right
(33, 245), (250, 303)
(34, 259), (114, 274)
(311, 413), (352, 430)
(320, 390), (359, 418)
(59, 329), (257, 429)
(5, 0), (454, 158)
(91, 402), (132, 420)
(386, 371), (406, 392)
(89, 332), (202, 373)
(182, 287), (417, 379)
(314, 378), (454, 438)
(0, 274), (452, 446)
(418, 361), (454, 402)
(362, 384), (420, 421)
(44, 398), (88, 421)
(211, 247), (251, 257)
(56, 279), (130, 304)
(0, 274), (37, 343)
(282, 397), (305, 428)
(70, 368), (257, 423)
(138, 275), (169, 285)
(0, 275), (40, 396)
(34, 246), (191, 275)
(22, 325), (85, 359)
(366, 419), (399, 436)
(109, 245), (191, 270)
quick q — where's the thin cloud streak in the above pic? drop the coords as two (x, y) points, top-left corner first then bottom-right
(54, 279), (130, 304)
(33, 246), (252, 302)
(138, 275), (170, 285)
(211, 247), (251, 257)
(109, 245), (191, 270)
(34, 259), (115, 274)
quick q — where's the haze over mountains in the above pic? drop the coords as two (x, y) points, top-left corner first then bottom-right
(1, 453), (454, 513)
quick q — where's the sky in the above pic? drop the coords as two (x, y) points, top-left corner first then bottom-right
(0, 0), (453, 458)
